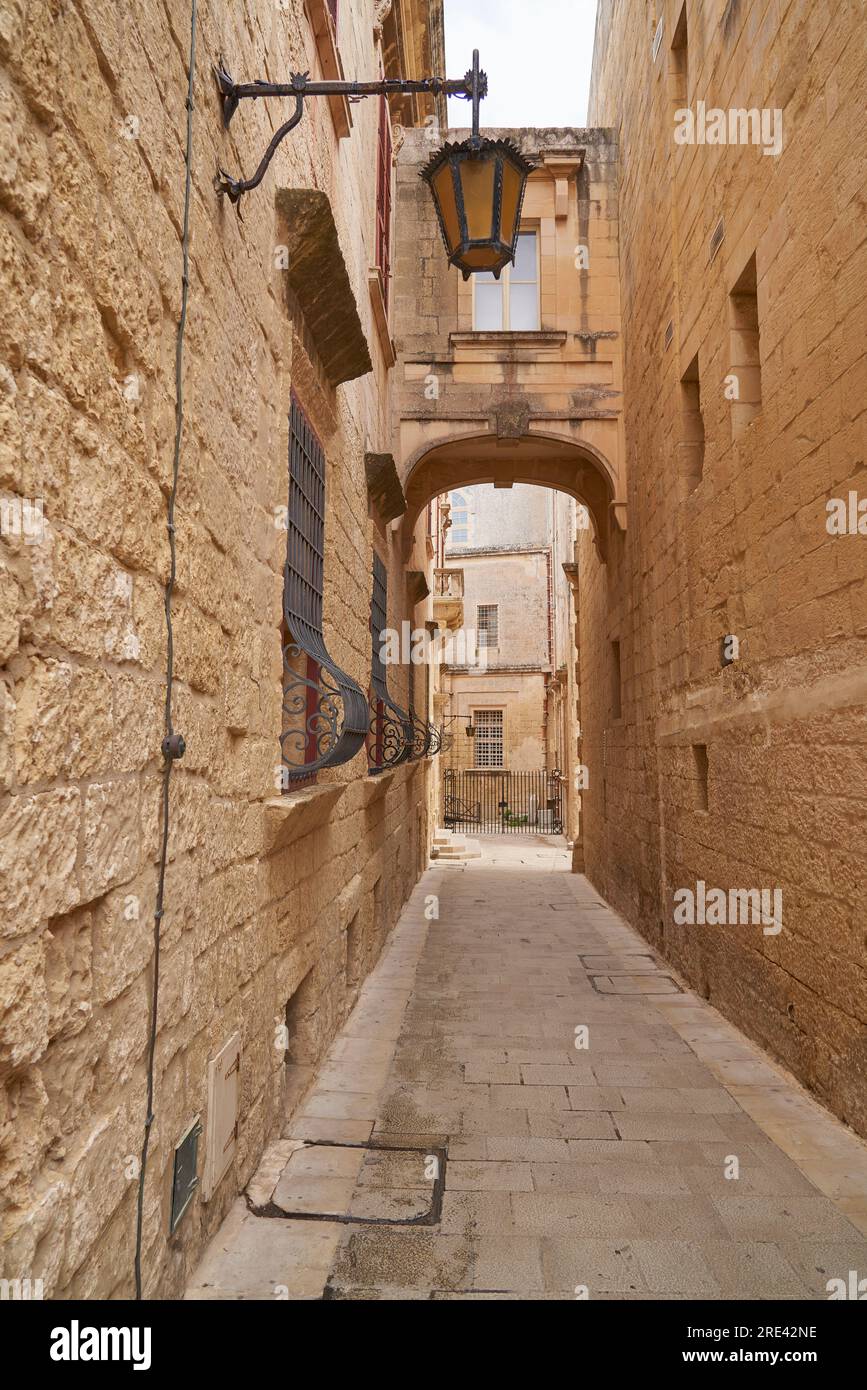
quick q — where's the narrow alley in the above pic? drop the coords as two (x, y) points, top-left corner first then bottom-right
(188, 839), (867, 1300)
(3, 0), (866, 1341)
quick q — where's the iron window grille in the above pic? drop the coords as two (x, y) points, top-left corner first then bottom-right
(474, 708), (504, 768)
(368, 553), (413, 772)
(281, 397), (368, 779)
(477, 603), (499, 647)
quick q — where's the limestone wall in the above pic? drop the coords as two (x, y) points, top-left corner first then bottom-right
(581, 0), (867, 1135)
(0, 0), (436, 1297)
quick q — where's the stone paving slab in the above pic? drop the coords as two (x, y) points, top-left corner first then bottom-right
(187, 840), (867, 1300)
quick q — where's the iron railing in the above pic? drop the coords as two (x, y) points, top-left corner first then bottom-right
(443, 768), (563, 835)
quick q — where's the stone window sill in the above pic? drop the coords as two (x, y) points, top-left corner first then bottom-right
(264, 782), (346, 844)
(369, 269), (396, 368)
(450, 330), (568, 351)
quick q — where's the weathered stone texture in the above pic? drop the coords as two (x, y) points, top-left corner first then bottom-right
(0, 0), (438, 1297)
(579, 0), (867, 1136)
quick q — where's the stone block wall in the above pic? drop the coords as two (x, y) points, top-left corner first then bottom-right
(0, 0), (435, 1297)
(579, 0), (867, 1136)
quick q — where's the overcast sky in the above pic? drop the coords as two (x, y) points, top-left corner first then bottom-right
(444, 0), (599, 130)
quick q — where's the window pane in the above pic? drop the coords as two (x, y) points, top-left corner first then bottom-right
(477, 604), (498, 646)
(509, 282), (539, 330)
(474, 709), (504, 768)
(474, 281), (504, 330)
(512, 232), (537, 282)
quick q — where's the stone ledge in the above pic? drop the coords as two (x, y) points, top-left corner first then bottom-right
(449, 330), (568, 352)
(275, 188), (372, 386)
(362, 766), (400, 803)
(365, 450), (406, 524)
(263, 782), (347, 845)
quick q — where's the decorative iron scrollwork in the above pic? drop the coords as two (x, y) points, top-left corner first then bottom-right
(368, 693), (413, 772)
(281, 643), (368, 776)
(281, 398), (368, 781)
(368, 553), (412, 774)
(427, 724), (443, 756)
(407, 708), (432, 761)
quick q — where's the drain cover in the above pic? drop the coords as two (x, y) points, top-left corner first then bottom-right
(261, 1142), (446, 1226)
(589, 974), (682, 995)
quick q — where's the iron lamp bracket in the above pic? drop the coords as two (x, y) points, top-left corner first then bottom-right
(213, 50), (487, 207)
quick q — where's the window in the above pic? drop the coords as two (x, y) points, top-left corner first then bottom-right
(375, 95), (393, 311)
(448, 488), (474, 545)
(473, 231), (539, 331)
(477, 604), (499, 648)
(729, 253), (762, 437)
(281, 396), (367, 780)
(474, 709), (504, 768)
(680, 353), (705, 491)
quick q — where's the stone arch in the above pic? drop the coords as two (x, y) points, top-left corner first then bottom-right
(399, 429), (619, 561)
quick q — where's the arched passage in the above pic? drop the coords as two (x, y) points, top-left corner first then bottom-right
(399, 429), (619, 561)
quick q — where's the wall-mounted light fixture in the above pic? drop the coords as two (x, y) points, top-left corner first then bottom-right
(213, 50), (531, 280)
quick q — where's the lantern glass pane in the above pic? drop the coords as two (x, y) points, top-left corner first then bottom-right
(432, 162), (461, 251)
(499, 159), (523, 246)
(459, 156), (496, 240)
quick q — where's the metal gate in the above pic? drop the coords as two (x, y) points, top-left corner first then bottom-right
(442, 769), (564, 836)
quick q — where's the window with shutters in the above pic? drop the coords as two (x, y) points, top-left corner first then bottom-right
(375, 96), (393, 312)
(474, 709), (504, 769)
(280, 396), (367, 781)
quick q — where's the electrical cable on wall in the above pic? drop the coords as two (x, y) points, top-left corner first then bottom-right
(133, 0), (196, 1300)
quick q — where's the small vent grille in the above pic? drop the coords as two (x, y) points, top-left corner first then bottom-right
(709, 217), (726, 263)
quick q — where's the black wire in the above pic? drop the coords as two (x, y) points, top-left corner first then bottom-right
(133, 0), (197, 1301)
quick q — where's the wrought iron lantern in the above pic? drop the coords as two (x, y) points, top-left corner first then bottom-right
(421, 89), (533, 281)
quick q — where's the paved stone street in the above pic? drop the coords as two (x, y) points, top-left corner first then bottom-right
(188, 840), (867, 1301)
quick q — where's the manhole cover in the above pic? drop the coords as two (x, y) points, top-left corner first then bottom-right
(589, 974), (682, 996)
(257, 1142), (446, 1226)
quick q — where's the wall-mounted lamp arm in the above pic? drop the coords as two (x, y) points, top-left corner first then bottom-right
(213, 51), (487, 207)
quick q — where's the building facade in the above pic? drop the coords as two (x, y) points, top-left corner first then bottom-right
(439, 482), (575, 776)
(0, 0), (446, 1299)
(394, 122), (624, 848)
(578, 0), (867, 1137)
